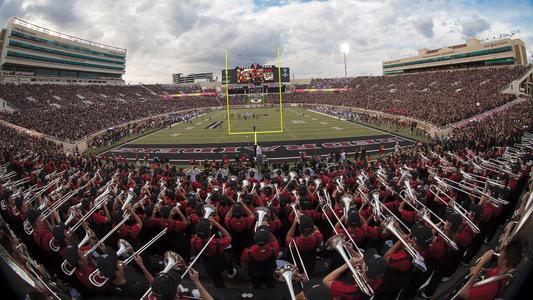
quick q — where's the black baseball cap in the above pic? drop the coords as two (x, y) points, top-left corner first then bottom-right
(363, 248), (387, 279)
(52, 224), (65, 244)
(96, 251), (118, 279)
(160, 206), (171, 219)
(232, 203), (243, 217)
(410, 223), (433, 250)
(347, 209), (361, 227)
(151, 270), (182, 300)
(63, 244), (80, 267)
(300, 197), (311, 209)
(445, 209), (463, 232)
(26, 208), (41, 225)
(195, 218), (211, 239)
(254, 225), (270, 245)
(298, 215), (314, 235)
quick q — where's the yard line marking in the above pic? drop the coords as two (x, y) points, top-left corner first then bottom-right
(185, 127), (194, 130)
(311, 118), (317, 121)
(319, 121), (328, 125)
(170, 133), (182, 137)
(306, 109), (415, 143)
(332, 127), (343, 131)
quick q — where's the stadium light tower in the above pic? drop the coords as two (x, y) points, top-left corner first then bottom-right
(340, 43), (350, 77)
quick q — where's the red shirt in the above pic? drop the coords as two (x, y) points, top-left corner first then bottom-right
(155, 218), (188, 232)
(287, 231), (323, 251)
(468, 267), (508, 300)
(330, 277), (383, 300)
(388, 249), (411, 272)
(33, 228), (53, 252)
(116, 224), (141, 240)
(336, 224), (379, 244)
(241, 240), (280, 265)
(191, 236), (231, 256)
(224, 215), (254, 232)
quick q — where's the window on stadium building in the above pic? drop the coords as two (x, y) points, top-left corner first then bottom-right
(9, 30), (126, 60)
(383, 46), (513, 69)
(6, 51), (125, 71)
(8, 40), (125, 66)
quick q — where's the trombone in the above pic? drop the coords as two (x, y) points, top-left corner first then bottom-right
(61, 214), (130, 275)
(274, 240), (309, 300)
(140, 234), (215, 299)
(428, 185), (480, 234)
(366, 191), (427, 271)
(398, 190), (459, 251)
(89, 228), (167, 287)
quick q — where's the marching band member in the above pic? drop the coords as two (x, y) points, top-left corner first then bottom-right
(323, 248), (387, 300)
(95, 251), (153, 298)
(457, 239), (526, 300)
(286, 215), (323, 275)
(150, 268), (213, 300)
(225, 202), (255, 264)
(374, 223), (433, 300)
(241, 225), (279, 288)
(191, 218), (236, 287)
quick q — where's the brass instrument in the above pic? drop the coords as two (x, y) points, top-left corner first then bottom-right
(326, 235), (374, 296)
(89, 228), (167, 287)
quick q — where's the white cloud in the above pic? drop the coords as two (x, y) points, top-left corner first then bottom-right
(0, 0), (531, 83)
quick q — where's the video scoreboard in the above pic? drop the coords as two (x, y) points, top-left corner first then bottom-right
(222, 63), (290, 84)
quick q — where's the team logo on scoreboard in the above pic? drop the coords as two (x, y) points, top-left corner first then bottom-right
(264, 72), (274, 81)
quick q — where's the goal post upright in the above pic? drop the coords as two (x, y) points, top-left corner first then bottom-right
(277, 47), (284, 133)
(225, 48), (284, 143)
(225, 49), (232, 134)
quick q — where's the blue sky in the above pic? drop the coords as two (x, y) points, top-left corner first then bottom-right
(0, 0), (531, 83)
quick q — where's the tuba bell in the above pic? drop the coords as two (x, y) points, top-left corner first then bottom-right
(254, 207), (270, 231)
(202, 204), (216, 219)
(273, 263), (300, 300)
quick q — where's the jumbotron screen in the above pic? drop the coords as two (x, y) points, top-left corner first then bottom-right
(222, 63), (290, 84)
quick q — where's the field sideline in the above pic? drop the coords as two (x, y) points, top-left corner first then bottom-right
(133, 107), (384, 145)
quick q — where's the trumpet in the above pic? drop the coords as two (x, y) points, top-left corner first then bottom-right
(89, 229), (167, 287)
(326, 235), (374, 296)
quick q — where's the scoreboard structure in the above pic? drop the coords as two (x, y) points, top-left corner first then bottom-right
(222, 64), (290, 84)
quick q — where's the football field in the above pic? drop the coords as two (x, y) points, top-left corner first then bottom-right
(135, 107), (382, 144)
(102, 107), (416, 161)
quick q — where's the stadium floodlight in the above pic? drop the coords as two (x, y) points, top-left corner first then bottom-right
(340, 43), (350, 77)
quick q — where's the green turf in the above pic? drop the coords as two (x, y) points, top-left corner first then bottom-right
(131, 107), (388, 145)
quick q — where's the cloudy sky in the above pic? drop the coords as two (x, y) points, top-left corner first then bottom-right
(1, 0), (532, 83)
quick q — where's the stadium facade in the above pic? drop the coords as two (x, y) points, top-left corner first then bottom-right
(382, 37), (527, 75)
(172, 72), (214, 84)
(0, 18), (126, 85)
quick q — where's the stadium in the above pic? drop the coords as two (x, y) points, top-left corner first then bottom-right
(0, 2), (533, 300)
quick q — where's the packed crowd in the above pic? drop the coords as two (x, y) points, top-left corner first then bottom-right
(87, 110), (206, 149)
(144, 84), (204, 95)
(0, 86), (532, 300)
(0, 84), (221, 141)
(281, 65), (530, 126)
(0, 66), (529, 143)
